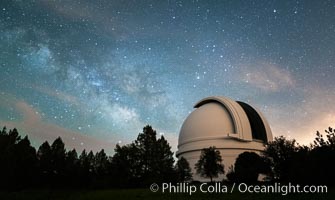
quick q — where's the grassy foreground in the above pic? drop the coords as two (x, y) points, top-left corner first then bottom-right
(0, 187), (334, 200)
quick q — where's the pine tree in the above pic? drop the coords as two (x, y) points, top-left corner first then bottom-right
(37, 141), (52, 185)
(156, 135), (175, 182)
(50, 137), (66, 176)
(175, 157), (192, 182)
(65, 149), (79, 186)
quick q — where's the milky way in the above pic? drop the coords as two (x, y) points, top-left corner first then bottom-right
(1, 0), (335, 153)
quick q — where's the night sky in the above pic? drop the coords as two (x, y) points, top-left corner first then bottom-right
(1, 0), (335, 153)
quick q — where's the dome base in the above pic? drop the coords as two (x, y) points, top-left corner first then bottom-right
(177, 140), (265, 182)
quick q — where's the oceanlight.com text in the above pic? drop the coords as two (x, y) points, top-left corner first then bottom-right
(150, 182), (327, 196)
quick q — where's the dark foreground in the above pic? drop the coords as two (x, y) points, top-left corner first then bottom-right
(1, 188), (334, 200)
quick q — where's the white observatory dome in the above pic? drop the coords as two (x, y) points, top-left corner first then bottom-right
(176, 96), (273, 181)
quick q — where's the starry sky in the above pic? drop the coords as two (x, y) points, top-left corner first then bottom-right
(1, 0), (335, 153)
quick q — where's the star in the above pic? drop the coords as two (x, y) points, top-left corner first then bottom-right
(0, 0), (334, 153)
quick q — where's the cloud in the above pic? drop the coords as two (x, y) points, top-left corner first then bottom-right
(32, 85), (80, 106)
(240, 62), (295, 92)
(36, 0), (128, 40)
(0, 100), (115, 153)
(265, 85), (335, 145)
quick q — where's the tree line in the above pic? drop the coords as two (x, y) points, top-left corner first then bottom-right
(0, 125), (191, 190)
(196, 127), (335, 186)
(1, 124), (335, 190)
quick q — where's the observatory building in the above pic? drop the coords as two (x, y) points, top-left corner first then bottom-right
(176, 96), (273, 181)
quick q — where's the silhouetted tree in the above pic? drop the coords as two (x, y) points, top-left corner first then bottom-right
(263, 136), (297, 181)
(230, 152), (270, 183)
(261, 129), (335, 185)
(135, 125), (157, 177)
(134, 125), (175, 185)
(110, 125), (175, 186)
(78, 150), (89, 186)
(314, 127), (335, 148)
(155, 135), (175, 183)
(87, 150), (95, 170)
(226, 166), (236, 182)
(50, 137), (66, 186)
(8, 128), (21, 145)
(111, 143), (142, 187)
(175, 157), (192, 182)
(0, 127), (37, 189)
(65, 149), (79, 186)
(8, 135), (37, 188)
(37, 141), (52, 185)
(93, 149), (110, 187)
(195, 146), (224, 182)
(94, 149), (109, 175)
(309, 127), (335, 185)
(288, 145), (310, 184)
(15, 136), (38, 187)
(78, 150), (96, 187)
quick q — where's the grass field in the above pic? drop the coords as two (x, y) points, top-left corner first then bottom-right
(1, 188), (334, 200)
